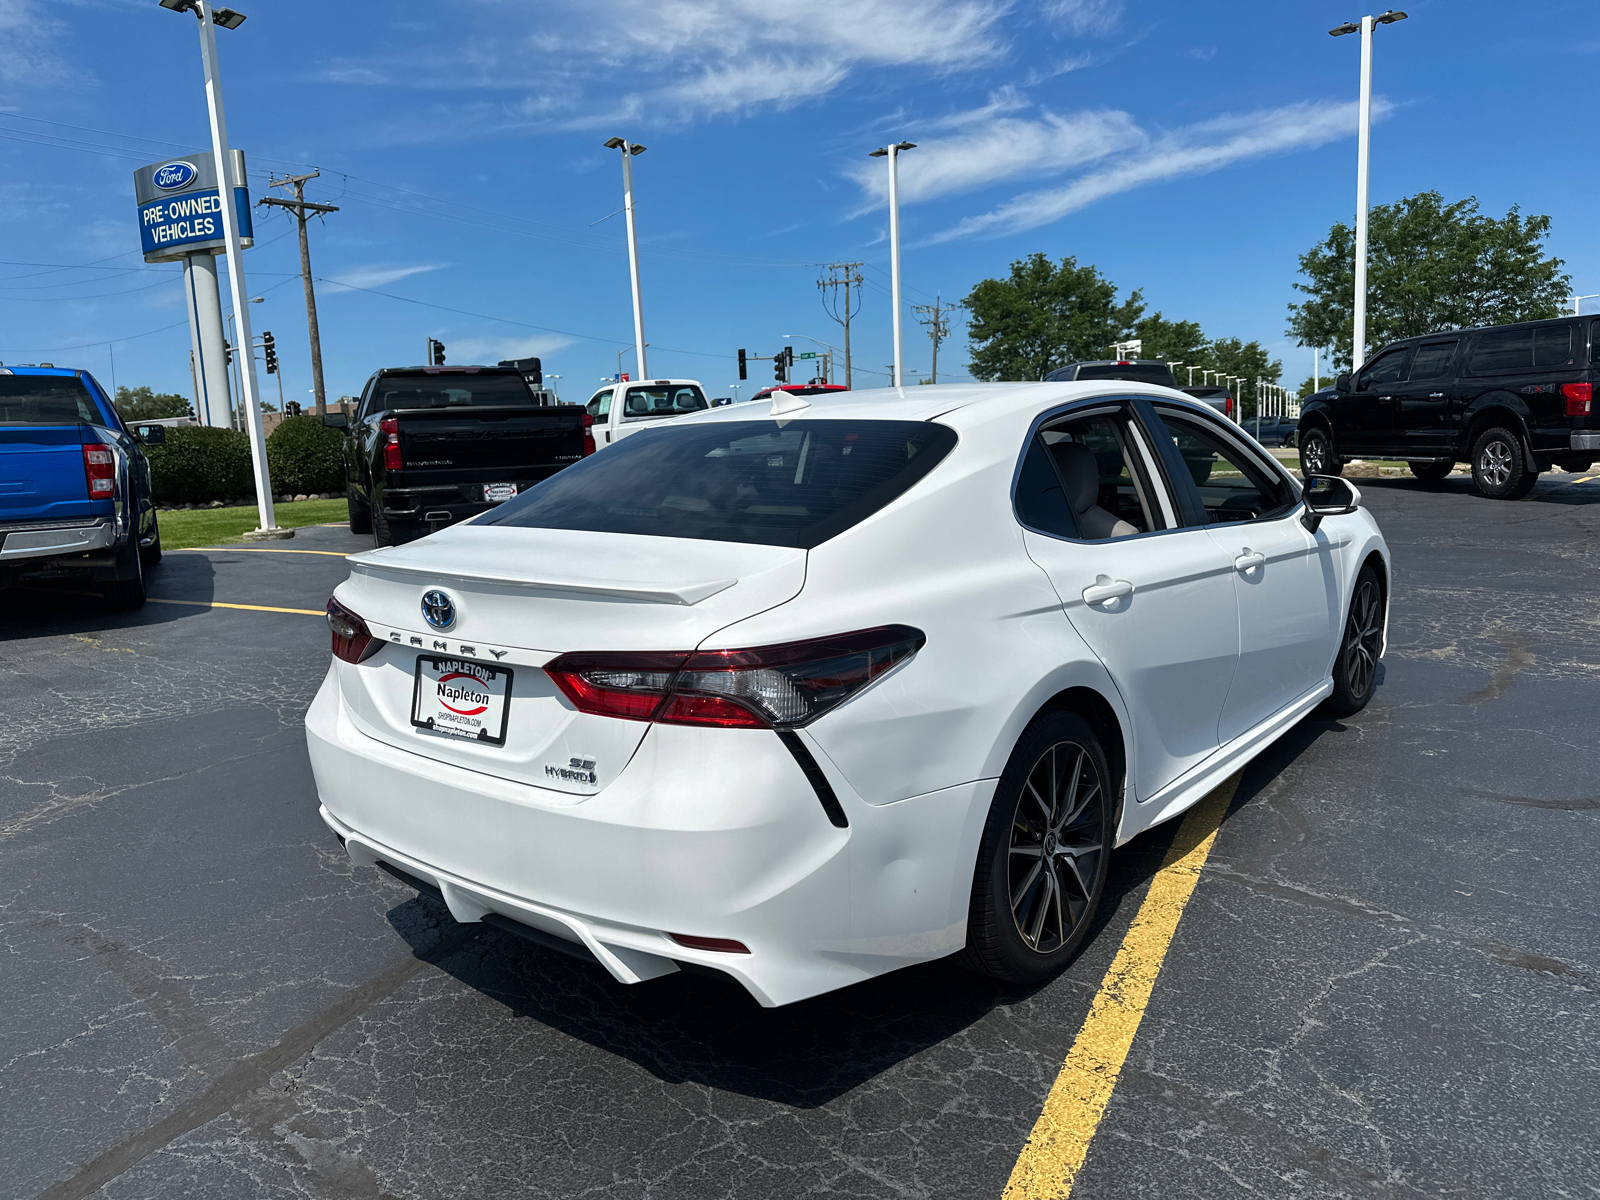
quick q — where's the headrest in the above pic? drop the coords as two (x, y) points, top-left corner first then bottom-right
(1051, 440), (1102, 514)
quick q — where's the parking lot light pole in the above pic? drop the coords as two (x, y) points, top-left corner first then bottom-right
(159, 0), (283, 536)
(1573, 294), (1598, 316)
(604, 137), (648, 380)
(869, 141), (916, 388)
(1332, 11), (1407, 371)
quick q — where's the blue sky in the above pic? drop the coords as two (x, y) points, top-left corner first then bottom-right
(1, 0), (1594, 407)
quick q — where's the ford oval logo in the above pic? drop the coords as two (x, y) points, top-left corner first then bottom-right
(153, 161), (197, 190)
(421, 589), (456, 631)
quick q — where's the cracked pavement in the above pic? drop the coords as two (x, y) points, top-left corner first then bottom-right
(4, 474), (1598, 1198)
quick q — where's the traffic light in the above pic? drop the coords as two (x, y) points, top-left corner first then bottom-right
(223, 341), (232, 365)
(785, 346), (795, 374)
(427, 337), (446, 366)
(773, 354), (784, 382)
(737, 349), (747, 380)
(262, 330), (277, 375)
(286, 401), (302, 417)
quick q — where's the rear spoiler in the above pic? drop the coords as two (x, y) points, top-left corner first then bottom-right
(348, 554), (736, 606)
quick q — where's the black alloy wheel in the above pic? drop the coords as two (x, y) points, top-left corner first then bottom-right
(1322, 564), (1384, 717)
(1408, 461), (1453, 483)
(1299, 426), (1341, 478)
(1471, 426), (1538, 500)
(962, 710), (1113, 984)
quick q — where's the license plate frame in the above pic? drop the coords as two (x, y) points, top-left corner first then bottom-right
(483, 482), (518, 503)
(411, 655), (513, 745)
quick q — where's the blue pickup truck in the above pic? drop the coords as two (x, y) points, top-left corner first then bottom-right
(0, 366), (161, 610)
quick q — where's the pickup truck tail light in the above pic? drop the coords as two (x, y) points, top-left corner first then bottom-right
(582, 411), (596, 457)
(1225, 395), (1235, 419)
(327, 597), (381, 663)
(1563, 383), (1592, 417)
(544, 625), (926, 729)
(82, 445), (116, 497)
(380, 417), (403, 471)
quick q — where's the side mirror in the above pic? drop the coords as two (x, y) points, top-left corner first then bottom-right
(1335, 372), (1353, 393)
(1301, 474), (1359, 533)
(134, 424), (166, 445)
(322, 412), (349, 429)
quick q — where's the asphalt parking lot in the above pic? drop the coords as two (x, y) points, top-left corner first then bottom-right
(6, 475), (1600, 1200)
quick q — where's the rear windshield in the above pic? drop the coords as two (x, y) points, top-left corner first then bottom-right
(370, 372), (532, 412)
(481, 418), (958, 549)
(1069, 363), (1176, 385)
(0, 376), (105, 426)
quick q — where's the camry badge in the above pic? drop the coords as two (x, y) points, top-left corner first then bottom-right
(421, 589), (456, 631)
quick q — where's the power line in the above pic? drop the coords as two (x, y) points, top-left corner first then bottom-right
(818, 261), (864, 389)
(913, 294), (959, 384)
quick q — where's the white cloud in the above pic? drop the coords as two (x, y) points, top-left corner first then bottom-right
(0, 0), (75, 97)
(1044, 0), (1122, 37)
(322, 263), (447, 293)
(913, 99), (1385, 242)
(444, 335), (575, 365)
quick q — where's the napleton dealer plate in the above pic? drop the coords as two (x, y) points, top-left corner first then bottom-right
(411, 656), (513, 744)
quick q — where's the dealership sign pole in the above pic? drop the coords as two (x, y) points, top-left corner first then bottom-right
(164, 0), (282, 536)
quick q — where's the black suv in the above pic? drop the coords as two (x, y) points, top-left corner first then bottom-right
(1297, 315), (1599, 499)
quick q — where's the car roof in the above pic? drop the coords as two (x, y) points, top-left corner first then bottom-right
(1379, 314), (1591, 353)
(0, 365), (81, 376)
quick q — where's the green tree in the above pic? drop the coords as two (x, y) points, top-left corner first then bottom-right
(1287, 191), (1570, 369)
(1132, 312), (1208, 372)
(114, 385), (191, 422)
(965, 253), (1144, 381)
(1199, 337), (1283, 419)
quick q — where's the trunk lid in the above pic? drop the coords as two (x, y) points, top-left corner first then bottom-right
(392, 406), (585, 487)
(332, 524), (806, 796)
(0, 426), (92, 522)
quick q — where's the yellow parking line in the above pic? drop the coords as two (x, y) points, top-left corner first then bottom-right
(1004, 774), (1240, 1199)
(147, 597), (324, 616)
(171, 547), (351, 557)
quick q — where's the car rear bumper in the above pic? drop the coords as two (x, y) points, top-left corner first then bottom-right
(1571, 432), (1600, 452)
(305, 664), (988, 1006)
(0, 519), (114, 561)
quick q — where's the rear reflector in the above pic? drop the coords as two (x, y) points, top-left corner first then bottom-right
(82, 445), (115, 498)
(544, 625), (926, 730)
(327, 596), (380, 663)
(1563, 382), (1592, 417)
(667, 933), (751, 954)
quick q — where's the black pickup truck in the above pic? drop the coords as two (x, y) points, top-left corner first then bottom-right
(326, 365), (592, 545)
(1298, 315), (1600, 499)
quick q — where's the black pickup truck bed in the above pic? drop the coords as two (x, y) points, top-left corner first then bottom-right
(331, 366), (590, 545)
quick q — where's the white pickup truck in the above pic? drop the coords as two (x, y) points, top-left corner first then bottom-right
(582, 378), (710, 447)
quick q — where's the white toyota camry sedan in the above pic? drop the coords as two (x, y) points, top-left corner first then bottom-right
(307, 383), (1389, 1007)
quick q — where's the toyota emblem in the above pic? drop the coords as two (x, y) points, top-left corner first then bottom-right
(421, 589), (456, 631)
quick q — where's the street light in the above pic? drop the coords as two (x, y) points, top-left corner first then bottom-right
(547, 373), (561, 399)
(869, 140), (916, 388)
(1331, 10), (1408, 371)
(603, 137), (648, 380)
(157, 0), (282, 536)
(1574, 294), (1599, 315)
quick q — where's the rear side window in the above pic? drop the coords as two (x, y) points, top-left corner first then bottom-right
(482, 419), (957, 549)
(1468, 328), (1533, 374)
(1534, 325), (1574, 367)
(0, 376), (104, 426)
(1408, 342), (1457, 380)
(1014, 436), (1078, 537)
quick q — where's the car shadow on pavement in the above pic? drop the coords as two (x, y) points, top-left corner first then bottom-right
(1350, 474), (1600, 505)
(0, 554), (215, 636)
(379, 712), (1342, 1109)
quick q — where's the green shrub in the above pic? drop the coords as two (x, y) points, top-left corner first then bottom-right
(145, 426), (254, 505)
(267, 415), (346, 494)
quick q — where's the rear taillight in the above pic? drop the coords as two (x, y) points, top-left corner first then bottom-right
(1225, 395), (1235, 419)
(582, 411), (596, 457)
(327, 596), (380, 663)
(82, 445), (115, 498)
(1563, 383), (1592, 417)
(381, 417), (402, 471)
(544, 625), (925, 729)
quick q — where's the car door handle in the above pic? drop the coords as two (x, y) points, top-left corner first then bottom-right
(1233, 551), (1266, 572)
(1378, 395), (1393, 401)
(1082, 579), (1133, 606)
(1429, 392), (1445, 398)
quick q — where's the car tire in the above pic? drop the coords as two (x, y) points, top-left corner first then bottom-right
(960, 709), (1114, 985)
(103, 539), (147, 612)
(1470, 426), (1538, 500)
(371, 503), (394, 548)
(140, 515), (163, 567)
(1299, 426), (1341, 478)
(1321, 563), (1383, 717)
(348, 493), (372, 535)
(1407, 461), (1452, 483)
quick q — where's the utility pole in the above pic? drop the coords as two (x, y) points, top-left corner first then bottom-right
(258, 171), (338, 417)
(818, 261), (864, 388)
(914, 294), (955, 384)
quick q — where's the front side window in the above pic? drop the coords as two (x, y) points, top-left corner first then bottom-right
(483, 419), (956, 549)
(622, 384), (709, 421)
(0, 376), (105, 427)
(1408, 341), (1458, 380)
(1468, 328), (1533, 374)
(587, 390), (612, 419)
(1156, 410), (1294, 525)
(1534, 324), (1574, 367)
(1357, 348), (1410, 390)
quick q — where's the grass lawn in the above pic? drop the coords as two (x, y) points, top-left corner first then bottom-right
(158, 498), (350, 550)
